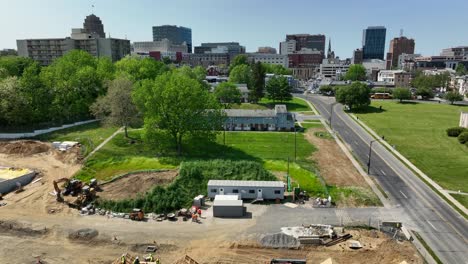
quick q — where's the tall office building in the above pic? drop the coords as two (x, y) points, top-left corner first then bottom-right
(386, 36), (415, 69)
(285, 34), (326, 54)
(362, 26), (386, 60)
(83, 14), (105, 38)
(152, 25), (192, 53)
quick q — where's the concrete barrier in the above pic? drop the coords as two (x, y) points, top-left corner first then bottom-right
(0, 120), (98, 139)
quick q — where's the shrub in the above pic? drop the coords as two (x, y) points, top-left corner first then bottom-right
(97, 160), (277, 213)
(458, 131), (468, 144)
(446, 127), (466, 137)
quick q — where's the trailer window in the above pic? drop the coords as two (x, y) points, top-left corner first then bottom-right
(249, 190), (255, 194)
(233, 189), (239, 193)
(274, 190), (281, 194)
(210, 189), (217, 193)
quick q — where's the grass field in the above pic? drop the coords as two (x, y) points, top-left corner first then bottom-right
(451, 194), (468, 208)
(353, 101), (468, 196)
(74, 130), (330, 195)
(36, 122), (118, 156)
(231, 97), (311, 112)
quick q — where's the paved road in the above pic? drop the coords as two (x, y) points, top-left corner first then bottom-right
(297, 94), (468, 264)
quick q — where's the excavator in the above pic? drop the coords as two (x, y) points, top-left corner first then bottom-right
(53, 178), (98, 208)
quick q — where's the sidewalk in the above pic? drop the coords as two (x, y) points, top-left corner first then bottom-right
(84, 126), (124, 161)
(350, 113), (468, 216)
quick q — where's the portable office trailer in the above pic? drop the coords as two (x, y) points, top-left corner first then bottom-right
(207, 180), (285, 200)
(213, 195), (245, 217)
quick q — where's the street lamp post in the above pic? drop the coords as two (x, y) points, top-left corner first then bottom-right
(367, 139), (378, 174)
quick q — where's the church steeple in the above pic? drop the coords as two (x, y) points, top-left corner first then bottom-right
(327, 38), (335, 59)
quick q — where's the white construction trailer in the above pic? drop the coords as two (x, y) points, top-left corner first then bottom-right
(207, 180), (285, 200)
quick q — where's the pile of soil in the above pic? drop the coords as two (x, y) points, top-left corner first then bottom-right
(54, 146), (82, 164)
(260, 233), (300, 248)
(0, 220), (49, 237)
(304, 129), (368, 188)
(99, 170), (178, 201)
(68, 228), (99, 240)
(0, 140), (50, 156)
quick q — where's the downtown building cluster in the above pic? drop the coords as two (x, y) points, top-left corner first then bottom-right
(14, 14), (468, 97)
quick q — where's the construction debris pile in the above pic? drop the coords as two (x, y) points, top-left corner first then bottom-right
(280, 224), (352, 246)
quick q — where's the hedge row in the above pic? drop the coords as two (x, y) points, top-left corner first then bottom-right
(97, 160), (276, 213)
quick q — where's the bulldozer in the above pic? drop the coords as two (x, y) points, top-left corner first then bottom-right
(129, 208), (144, 221)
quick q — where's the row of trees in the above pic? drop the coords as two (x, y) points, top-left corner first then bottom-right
(0, 51), (172, 128)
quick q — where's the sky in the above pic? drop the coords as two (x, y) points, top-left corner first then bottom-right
(1, 0), (468, 58)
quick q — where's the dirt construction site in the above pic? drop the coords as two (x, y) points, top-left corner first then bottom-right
(0, 140), (424, 263)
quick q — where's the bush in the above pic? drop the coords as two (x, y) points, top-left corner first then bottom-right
(447, 127), (466, 137)
(458, 131), (468, 144)
(97, 160), (277, 213)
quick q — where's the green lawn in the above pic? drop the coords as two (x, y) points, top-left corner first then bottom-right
(231, 97), (311, 112)
(300, 123), (323, 129)
(35, 122), (118, 156)
(451, 194), (468, 208)
(353, 101), (468, 193)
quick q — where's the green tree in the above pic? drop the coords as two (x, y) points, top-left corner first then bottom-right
(319, 85), (334, 95)
(266, 76), (292, 102)
(444, 91), (463, 104)
(96, 57), (116, 81)
(455, 64), (467, 76)
(0, 77), (32, 125)
(249, 61), (266, 102)
(214, 82), (241, 108)
(262, 64), (292, 75)
(393, 87), (412, 103)
(335, 82), (371, 110)
(115, 56), (168, 82)
(344, 64), (367, 81)
(229, 54), (249, 72)
(229, 64), (252, 84)
(91, 77), (139, 137)
(40, 50), (103, 122)
(0, 56), (35, 78)
(416, 87), (434, 99)
(133, 68), (224, 155)
(20, 62), (52, 123)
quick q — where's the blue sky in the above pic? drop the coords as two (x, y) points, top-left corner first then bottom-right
(2, 0), (467, 58)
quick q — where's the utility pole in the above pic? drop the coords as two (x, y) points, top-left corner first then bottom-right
(367, 139), (378, 174)
(294, 127), (297, 161)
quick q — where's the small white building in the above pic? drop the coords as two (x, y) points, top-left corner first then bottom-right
(212, 194), (245, 218)
(207, 180), (285, 200)
(377, 70), (404, 85)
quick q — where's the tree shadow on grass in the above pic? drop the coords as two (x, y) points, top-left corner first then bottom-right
(350, 106), (387, 114)
(399, 101), (418, 105)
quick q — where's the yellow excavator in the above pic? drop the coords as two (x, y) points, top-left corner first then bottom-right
(53, 178), (97, 208)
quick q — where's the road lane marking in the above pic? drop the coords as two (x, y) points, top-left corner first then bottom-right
(400, 190), (408, 199)
(427, 220), (439, 231)
(329, 104), (467, 242)
(380, 170), (386, 176)
(354, 141), (359, 145)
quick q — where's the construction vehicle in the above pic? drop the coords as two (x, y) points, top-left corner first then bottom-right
(130, 208), (144, 221)
(53, 178), (97, 208)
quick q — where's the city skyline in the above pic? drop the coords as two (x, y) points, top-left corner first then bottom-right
(2, 0), (468, 57)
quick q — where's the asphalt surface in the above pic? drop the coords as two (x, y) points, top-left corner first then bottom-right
(298, 94), (468, 264)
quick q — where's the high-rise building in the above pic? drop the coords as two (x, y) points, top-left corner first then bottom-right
(440, 46), (468, 57)
(279, 39), (296, 55)
(362, 26), (386, 60)
(132, 39), (188, 54)
(152, 25), (192, 53)
(17, 15), (130, 66)
(285, 34), (326, 54)
(83, 14), (105, 38)
(386, 36), (415, 69)
(194, 42), (245, 60)
(257, 46), (277, 54)
(352, 49), (363, 64)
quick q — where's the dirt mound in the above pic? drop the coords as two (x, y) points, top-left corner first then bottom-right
(0, 220), (49, 237)
(54, 145), (82, 164)
(304, 129), (368, 188)
(0, 140), (51, 156)
(99, 170), (178, 201)
(260, 233), (300, 248)
(68, 228), (99, 240)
